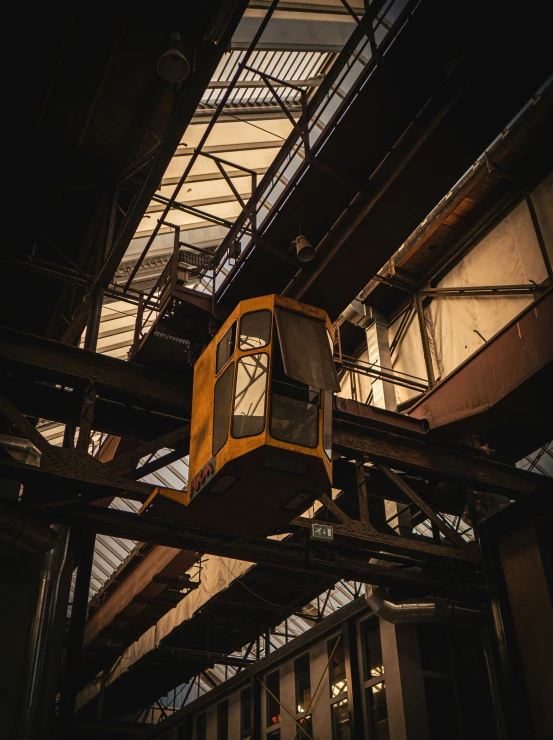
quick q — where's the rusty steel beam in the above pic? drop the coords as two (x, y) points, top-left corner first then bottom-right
(0, 326), (192, 417)
(333, 419), (549, 497)
(1, 377), (186, 441)
(409, 289), (553, 437)
(82, 546), (198, 671)
(25, 502), (478, 591)
(0, 448), (155, 504)
(291, 515), (478, 563)
(105, 425), (191, 475)
(376, 463), (472, 552)
(334, 396), (427, 436)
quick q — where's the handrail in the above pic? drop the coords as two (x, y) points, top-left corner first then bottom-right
(212, 0), (417, 298)
(335, 353), (428, 393)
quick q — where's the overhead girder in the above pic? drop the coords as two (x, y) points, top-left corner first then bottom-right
(214, 0), (553, 320)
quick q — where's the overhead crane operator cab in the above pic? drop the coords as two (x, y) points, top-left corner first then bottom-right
(140, 295), (340, 535)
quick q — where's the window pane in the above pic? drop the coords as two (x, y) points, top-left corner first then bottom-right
(233, 354), (268, 438)
(216, 321), (236, 375)
(240, 310), (271, 351)
(295, 715), (312, 740)
(329, 638), (347, 698)
(331, 697), (350, 740)
(295, 654), (311, 714)
(240, 688), (251, 739)
(217, 700), (228, 740)
(270, 380), (319, 448)
(366, 683), (389, 740)
(266, 670), (280, 727)
(275, 309), (339, 391)
(213, 364), (234, 455)
(361, 618), (384, 681)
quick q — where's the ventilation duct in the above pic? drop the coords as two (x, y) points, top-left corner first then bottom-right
(365, 560), (489, 628)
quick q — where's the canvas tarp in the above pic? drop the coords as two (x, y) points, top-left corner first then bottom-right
(76, 555), (253, 711)
(389, 172), (552, 405)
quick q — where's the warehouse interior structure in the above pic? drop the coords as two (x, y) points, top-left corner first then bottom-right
(1, 1), (552, 739)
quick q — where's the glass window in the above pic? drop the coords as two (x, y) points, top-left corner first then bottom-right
(275, 309), (340, 391)
(361, 618), (384, 682)
(295, 715), (312, 740)
(233, 353), (268, 438)
(329, 638), (347, 698)
(270, 380), (319, 448)
(366, 683), (389, 740)
(323, 390), (332, 459)
(266, 670), (280, 727)
(267, 730), (281, 739)
(295, 654), (311, 714)
(196, 712), (206, 740)
(331, 697), (350, 740)
(216, 321), (236, 375)
(217, 700), (228, 740)
(240, 687), (251, 739)
(213, 364), (234, 455)
(239, 310), (271, 351)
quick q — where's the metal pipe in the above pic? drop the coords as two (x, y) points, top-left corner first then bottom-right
(481, 630), (508, 740)
(366, 584), (488, 627)
(365, 560), (489, 628)
(20, 525), (71, 739)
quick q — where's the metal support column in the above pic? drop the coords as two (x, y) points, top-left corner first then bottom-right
(380, 620), (431, 740)
(365, 307), (398, 411)
(343, 618), (364, 739)
(414, 293), (435, 388)
(251, 673), (262, 740)
(525, 191), (553, 283)
(56, 529), (96, 737)
(56, 381), (98, 737)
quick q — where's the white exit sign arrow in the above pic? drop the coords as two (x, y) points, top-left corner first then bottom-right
(311, 523), (334, 541)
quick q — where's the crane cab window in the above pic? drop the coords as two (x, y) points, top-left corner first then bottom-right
(233, 353), (268, 438)
(274, 309), (339, 391)
(213, 364), (234, 455)
(270, 380), (319, 448)
(239, 310), (271, 351)
(216, 321), (237, 375)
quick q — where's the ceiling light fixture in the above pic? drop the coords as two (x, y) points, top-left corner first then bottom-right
(157, 31), (190, 83)
(292, 234), (314, 262)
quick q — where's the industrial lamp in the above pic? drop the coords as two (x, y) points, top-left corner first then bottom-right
(292, 234), (314, 262)
(157, 31), (190, 83)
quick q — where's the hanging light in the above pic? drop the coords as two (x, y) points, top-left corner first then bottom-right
(157, 31), (190, 83)
(292, 234), (314, 262)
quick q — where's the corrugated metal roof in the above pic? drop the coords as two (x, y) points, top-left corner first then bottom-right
(153, 578), (366, 716)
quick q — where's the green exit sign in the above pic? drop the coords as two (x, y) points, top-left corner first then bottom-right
(311, 523), (334, 541)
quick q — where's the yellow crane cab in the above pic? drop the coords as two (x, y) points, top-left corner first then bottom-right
(140, 295), (340, 535)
